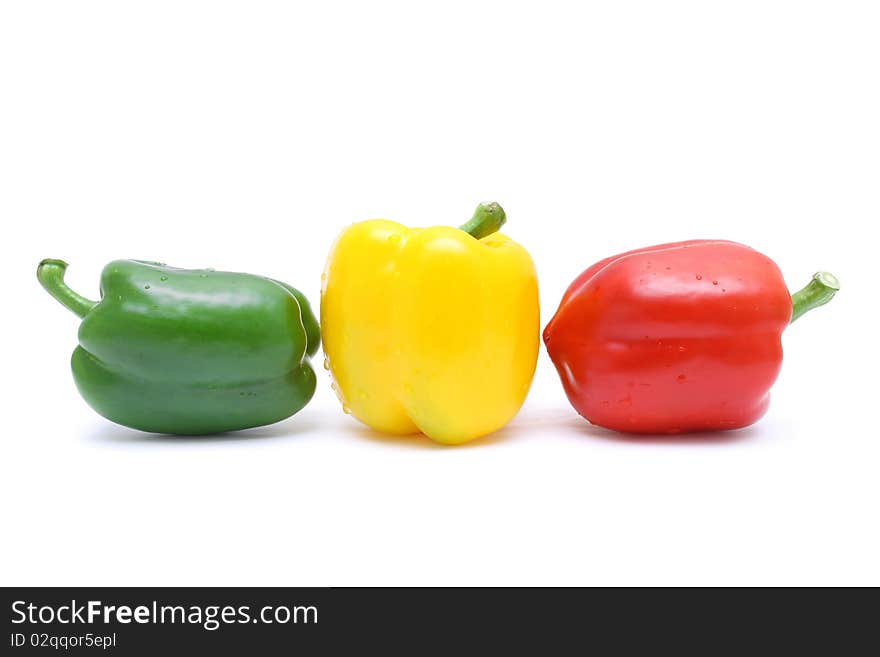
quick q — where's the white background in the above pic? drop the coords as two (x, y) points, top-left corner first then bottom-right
(1, 1), (878, 586)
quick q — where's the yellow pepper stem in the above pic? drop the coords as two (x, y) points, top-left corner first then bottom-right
(458, 202), (507, 239)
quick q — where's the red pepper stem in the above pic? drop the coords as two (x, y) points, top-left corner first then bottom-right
(790, 272), (839, 323)
(458, 202), (507, 239)
(37, 259), (98, 318)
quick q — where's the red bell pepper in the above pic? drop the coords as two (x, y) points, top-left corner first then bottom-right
(543, 240), (838, 434)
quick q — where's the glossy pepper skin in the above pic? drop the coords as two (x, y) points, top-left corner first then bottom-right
(543, 240), (838, 434)
(321, 203), (539, 445)
(38, 259), (320, 435)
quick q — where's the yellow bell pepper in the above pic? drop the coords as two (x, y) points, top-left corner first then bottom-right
(320, 202), (539, 444)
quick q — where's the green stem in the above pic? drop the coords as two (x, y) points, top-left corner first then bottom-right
(458, 202), (506, 239)
(37, 259), (98, 318)
(790, 272), (839, 323)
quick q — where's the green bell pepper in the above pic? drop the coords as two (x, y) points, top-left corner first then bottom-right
(37, 259), (319, 435)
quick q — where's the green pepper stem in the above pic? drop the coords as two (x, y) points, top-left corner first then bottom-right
(790, 272), (839, 323)
(37, 259), (98, 318)
(458, 202), (507, 239)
